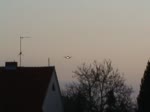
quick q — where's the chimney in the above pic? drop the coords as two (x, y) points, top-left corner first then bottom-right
(5, 62), (18, 70)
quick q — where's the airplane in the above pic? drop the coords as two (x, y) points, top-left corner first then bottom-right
(64, 56), (72, 59)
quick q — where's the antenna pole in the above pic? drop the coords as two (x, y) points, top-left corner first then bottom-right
(48, 58), (50, 66)
(19, 37), (22, 67)
(19, 36), (31, 67)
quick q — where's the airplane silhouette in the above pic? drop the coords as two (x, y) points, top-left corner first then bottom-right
(64, 56), (72, 59)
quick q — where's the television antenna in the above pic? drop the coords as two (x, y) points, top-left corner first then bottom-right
(19, 36), (31, 67)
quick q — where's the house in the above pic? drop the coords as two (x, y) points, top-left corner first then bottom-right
(0, 62), (64, 112)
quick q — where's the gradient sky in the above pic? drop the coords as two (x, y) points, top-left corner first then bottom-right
(1, 0), (150, 97)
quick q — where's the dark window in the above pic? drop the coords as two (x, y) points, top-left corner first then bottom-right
(52, 83), (55, 91)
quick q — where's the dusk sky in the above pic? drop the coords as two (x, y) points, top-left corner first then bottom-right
(1, 0), (150, 97)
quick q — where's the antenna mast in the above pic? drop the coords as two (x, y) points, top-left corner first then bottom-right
(48, 58), (50, 66)
(19, 36), (31, 67)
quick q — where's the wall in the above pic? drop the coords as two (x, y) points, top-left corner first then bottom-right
(42, 71), (63, 112)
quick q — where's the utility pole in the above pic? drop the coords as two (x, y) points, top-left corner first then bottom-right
(19, 36), (31, 67)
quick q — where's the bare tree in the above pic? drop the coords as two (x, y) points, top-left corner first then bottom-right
(63, 60), (134, 112)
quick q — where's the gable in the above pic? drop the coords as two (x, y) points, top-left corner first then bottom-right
(43, 70), (64, 112)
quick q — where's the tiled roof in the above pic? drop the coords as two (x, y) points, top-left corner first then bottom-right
(0, 66), (55, 112)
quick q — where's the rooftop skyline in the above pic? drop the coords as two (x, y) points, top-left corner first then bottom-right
(1, 0), (150, 97)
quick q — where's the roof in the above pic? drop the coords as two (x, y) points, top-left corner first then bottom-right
(0, 66), (55, 112)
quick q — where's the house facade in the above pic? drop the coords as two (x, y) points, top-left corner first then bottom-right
(0, 62), (64, 112)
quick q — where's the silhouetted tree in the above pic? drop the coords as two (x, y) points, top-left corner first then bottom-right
(137, 61), (150, 112)
(105, 89), (116, 112)
(62, 84), (88, 112)
(63, 60), (134, 112)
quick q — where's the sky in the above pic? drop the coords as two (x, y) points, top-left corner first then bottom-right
(1, 0), (150, 97)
